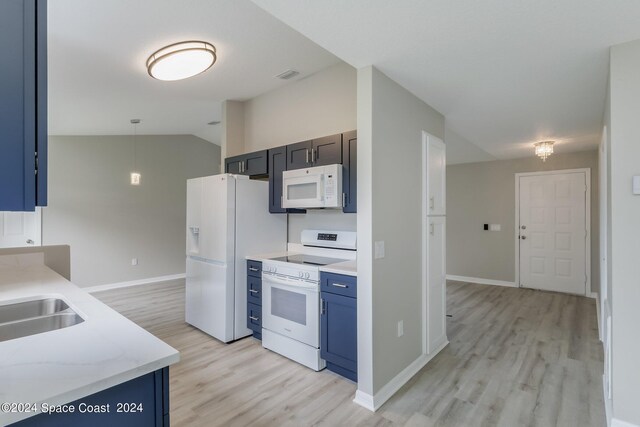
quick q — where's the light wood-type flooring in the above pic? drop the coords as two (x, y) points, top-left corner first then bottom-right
(94, 280), (604, 427)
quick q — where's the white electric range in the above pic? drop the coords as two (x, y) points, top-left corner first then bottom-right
(261, 230), (356, 371)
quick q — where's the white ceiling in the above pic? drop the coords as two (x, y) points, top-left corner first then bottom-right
(251, 0), (640, 159)
(48, 0), (340, 141)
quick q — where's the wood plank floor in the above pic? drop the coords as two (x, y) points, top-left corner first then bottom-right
(93, 280), (604, 427)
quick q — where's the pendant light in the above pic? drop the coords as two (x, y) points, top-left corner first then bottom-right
(534, 140), (554, 162)
(130, 119), (141, 185)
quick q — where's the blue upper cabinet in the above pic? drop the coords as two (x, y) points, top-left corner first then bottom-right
(0, 0), (47, 211)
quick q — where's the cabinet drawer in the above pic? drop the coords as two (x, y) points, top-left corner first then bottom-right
(321, 272), (357, 298)
(247, 275), (262, 306)
(247, 260), (262, 278)
(247, 303), (262, 334)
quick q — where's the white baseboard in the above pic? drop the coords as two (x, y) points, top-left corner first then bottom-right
(84, 273), (186, 293)
(446, 275), (516, 288)
(353, 340), (448, 412)
(612, 419), (640, 427)
(589, 291), (597, 299)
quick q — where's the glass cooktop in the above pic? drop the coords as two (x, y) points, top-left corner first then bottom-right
(269, 254), (347, 266)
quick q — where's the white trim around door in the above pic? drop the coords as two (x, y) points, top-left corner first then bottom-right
(514, 168), (591, 296)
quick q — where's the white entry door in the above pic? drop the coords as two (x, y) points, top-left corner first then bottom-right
(0, 209), (41, 248)
(518, 171), (588, 295)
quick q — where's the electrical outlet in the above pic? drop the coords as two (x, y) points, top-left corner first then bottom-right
(131, 258), (138, 266)
(397, 320), (404, 337)
(374, 241), (385, 259)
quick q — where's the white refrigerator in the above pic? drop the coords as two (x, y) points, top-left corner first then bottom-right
(186, 174), (286, 343)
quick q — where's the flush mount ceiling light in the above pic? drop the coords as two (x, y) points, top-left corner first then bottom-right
(534, 140), (554, 162)
(146, 41), (216, 81)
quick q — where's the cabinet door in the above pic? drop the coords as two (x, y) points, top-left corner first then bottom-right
(321, 291), (357, 376)
(426, 136), (446, 215)
(427, 216), (447, 353)
(286, 140), (313, 170)
(342, 131), (357, 213)
(244, 150), (268, 176)
(312, 134), (342, 166)
(0, 0), (37, 211)
(268, 146), (287, 213)
(247, 275), (262, 306)
(225, 155), (244, 174)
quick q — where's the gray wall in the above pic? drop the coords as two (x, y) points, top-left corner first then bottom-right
(447, 151), (599, 291)
(224, 62), (358, 242)
(357, 66), (445, 395)
(43, 135), (220, 287)
(608, 39), (640, 426)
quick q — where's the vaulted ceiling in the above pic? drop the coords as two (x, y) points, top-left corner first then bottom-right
(48, 0), (340, 142)
(252, 0), (640, 159)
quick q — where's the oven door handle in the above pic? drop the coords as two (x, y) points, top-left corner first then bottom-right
(263, 274), (318, 292)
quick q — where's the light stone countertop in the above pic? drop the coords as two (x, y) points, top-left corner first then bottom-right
(318, 260), (357, 277)
(0, 253), (179, 425)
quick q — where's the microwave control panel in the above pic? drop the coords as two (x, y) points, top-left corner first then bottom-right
(324, 173), (338, 205)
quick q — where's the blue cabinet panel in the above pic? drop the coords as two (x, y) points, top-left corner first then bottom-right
(321, 272), (357, 298)
(0, 0), (47, 211)
(321, 291), (357, 380)
(247, 302), (262, 339)
(320, 272), (357, 382)
(247, 275), (262, 306)
(342, 131), (357, 213)
(10, 367), (170, 427)
(247, 260), (262, 278)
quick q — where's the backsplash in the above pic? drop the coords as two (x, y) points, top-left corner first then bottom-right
(287, 210), (357, 243)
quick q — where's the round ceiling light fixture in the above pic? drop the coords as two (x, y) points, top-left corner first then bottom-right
(146, 41), (216, 81)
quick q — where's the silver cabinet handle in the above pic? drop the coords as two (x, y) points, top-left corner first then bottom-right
(249, 316), (259, 321)
(249, 289), (259, 294)
(332, 283), (347, 288)
(249, 267), (259, 272)
(306, 149), (310, 164)
(342, 193), (346, 207)
(311, 148), (316, 163)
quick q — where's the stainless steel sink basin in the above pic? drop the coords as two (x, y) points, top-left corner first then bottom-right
(0, 313), (84, 342)
(0, 298), (69, 324)
(0, 298), (84, 342)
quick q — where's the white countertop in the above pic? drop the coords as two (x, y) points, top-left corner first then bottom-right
(245, 251), (293, 262)
(0, 253), (180, 425)
(318, 260), (357, 277)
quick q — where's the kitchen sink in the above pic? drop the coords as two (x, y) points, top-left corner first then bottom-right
(0, 298), (84, 342)
(0, 298), (70, 324)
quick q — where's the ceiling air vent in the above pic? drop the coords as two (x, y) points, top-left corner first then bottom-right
(275, 69), (300, 80)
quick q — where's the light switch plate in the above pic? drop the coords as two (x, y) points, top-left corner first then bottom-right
(489, 224), (501, 231)
(633, 176), (640, 195)
(374, 241), (385, 259)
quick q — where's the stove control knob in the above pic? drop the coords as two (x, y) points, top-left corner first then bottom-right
(298, 271), (303, 278)
(305, 272), (310, 279)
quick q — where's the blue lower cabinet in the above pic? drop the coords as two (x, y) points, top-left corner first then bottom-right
(10, 367), (170, 427)
(246, 260), (262, 340)
(320, 272), (357, 382)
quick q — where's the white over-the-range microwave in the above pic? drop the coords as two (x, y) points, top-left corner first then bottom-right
(282, 164), (342, 209)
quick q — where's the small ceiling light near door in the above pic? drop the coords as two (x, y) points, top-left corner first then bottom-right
(130, 119), (141, 186)
(146, 41), (216, 81)
(534, 140), (554, 162)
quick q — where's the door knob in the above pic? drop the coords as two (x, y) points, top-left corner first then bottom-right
(521, 225), (527, 230)
(26, 239), (34, 245)
(521, 236), (526, 240)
